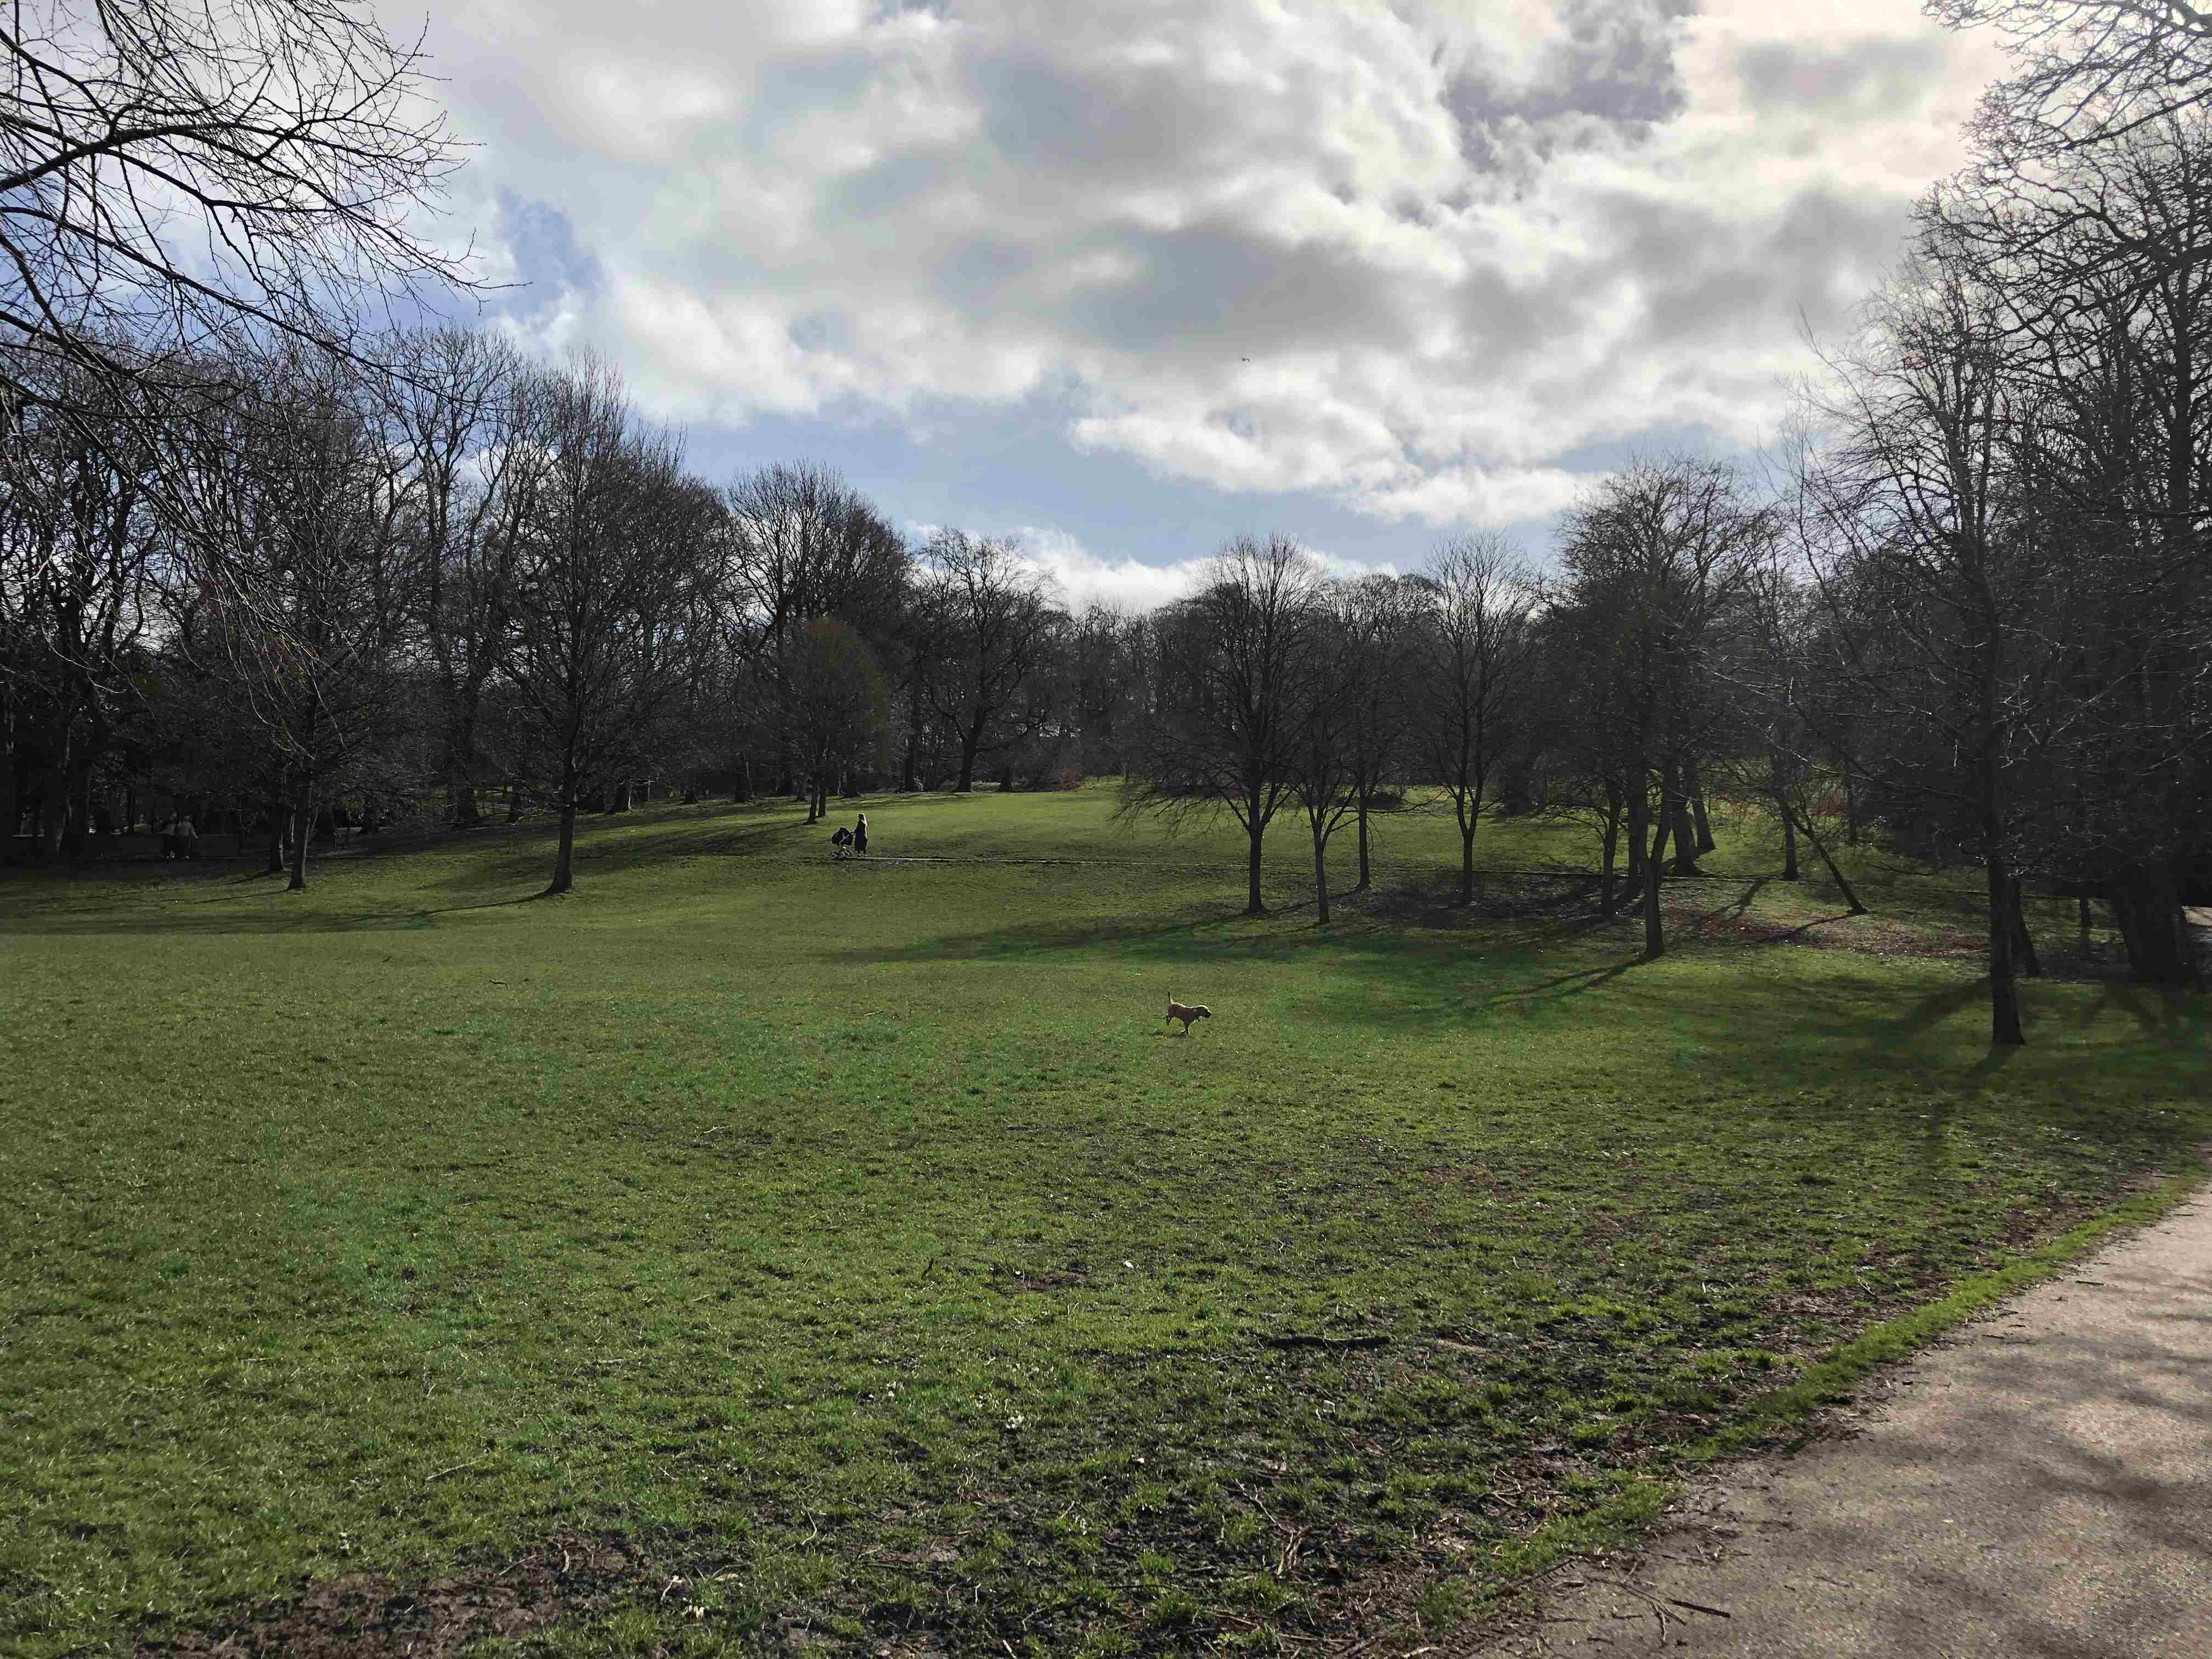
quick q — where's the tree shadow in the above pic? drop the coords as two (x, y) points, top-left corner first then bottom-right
(2081, 983), (2203, 1040)
(1887, 976), (1990, 1037)
(1477, 956), (1644, 1005)
(420, 805), (817, 893)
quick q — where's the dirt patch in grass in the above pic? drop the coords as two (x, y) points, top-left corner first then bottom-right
(1357, 869), (2150, 985)
(1663, 899), (1984, 961)
(131, 1534), (718, 1658)
(1660, 895), (2161, 984)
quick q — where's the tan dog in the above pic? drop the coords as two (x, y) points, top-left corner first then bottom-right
(1165, 995), (1211, 1035)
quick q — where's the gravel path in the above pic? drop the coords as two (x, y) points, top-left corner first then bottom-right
(1468, 1163), (2212, 1657)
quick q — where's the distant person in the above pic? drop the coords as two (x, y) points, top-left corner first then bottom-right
(175, 815), (198, 860)
(852, 812), (868, 857)
(159, 817), (179, 860)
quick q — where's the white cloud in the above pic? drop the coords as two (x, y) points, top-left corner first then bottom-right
(1006, 526), (1207, 613)
(906, 523), (1413, 614)
(400, 0), (2008, 527)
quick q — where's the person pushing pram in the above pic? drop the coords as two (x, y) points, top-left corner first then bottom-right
(828, 811), (869, 860)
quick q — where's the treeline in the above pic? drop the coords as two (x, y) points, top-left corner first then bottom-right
(0, 334), (1135, 892)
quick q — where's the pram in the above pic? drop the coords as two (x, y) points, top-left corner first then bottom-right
(829, 826), (854, 860)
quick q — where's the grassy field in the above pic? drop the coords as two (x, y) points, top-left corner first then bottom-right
(2, 786), (2205, 1658)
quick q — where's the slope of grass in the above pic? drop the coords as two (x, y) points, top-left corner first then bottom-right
(1, 787), (2203, 1657)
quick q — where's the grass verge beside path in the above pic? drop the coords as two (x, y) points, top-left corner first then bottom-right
(1449, 1156), (2210, 1645)
(1, 789), (2204, 1658)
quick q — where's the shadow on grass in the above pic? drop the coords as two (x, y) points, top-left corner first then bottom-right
(1479, 956), (1644, 1004)
(0, 890), (550, 936)
(420, 805), (819, 893)
(1888, 977), (1990, 1038)
(2084, 982), (2205, 1040)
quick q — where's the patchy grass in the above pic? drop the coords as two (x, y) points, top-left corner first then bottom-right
(1, 786), (2204, 1657)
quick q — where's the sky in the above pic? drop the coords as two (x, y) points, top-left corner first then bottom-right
(390, 0), (2008, 609)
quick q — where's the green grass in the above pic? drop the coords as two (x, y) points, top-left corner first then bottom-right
(1, 785), (2204, 1657)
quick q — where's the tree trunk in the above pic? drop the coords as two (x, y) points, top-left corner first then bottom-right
(1599, 814), (1620, 917)
(449, 703), (482, 826)
(548, 765), (579, 894)
(1772, 753), (1799, 881)
(1245, 819), (1266, 916)
(901, 677), (923, 792)
(955, 723), (983, 793)
(266, 798), (286, 873)
(1460, 817), (1477, 907)
(0, 696), (16, 854)
(1640, 832), (1667, 959)
(2008, 875), (2042, 978)
(1627, 787), (1658, 958)
(2107, 861), (2199, 987)
(1667, 771), (1699, 876)
(286, 786), (312, 892)
(1985, 848), (2024, 1046)
(40, 719), (74, 854)
(736, 755), (752, 803)
(1687, 757), (1716, 853)
(609, 780), (630, 813)
(1643, 800), (1672, 961)
(1791, 803), (1866, 915)
(1312, 825), (1331, 926)
(68, 760), (94, 859)
(1353, 795), (1372, 892)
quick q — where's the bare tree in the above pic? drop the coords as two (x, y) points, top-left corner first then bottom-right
(721, 461), (907, 794)
(1528, 600), (1639, 916)
(1334, 573), (1420, 891)
(915, 529), (1060, 792)
(1065, 600), (1139, 781)
(1122, 533), (1326, 916)
(1932, 0), (2212, 157)
(170, 348), (410, 889)
(498, 359), (716, 895)
(1554, 459), (1768, 962)
(786, 617), (890, 822)
(0, 356), (161, 855)
(1, 0), (470, 420)
(1285, 592), (1362, 924)
(1414, 534), (1537, 907)
(1923, 118), (2212, 983)
(383, 328), (538, 828)
(1800, 258), (2074, 1040)
(1716, 545), (1869, 912)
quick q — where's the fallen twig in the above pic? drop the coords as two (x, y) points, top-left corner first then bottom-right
(1665, 1597), (1731, 1618)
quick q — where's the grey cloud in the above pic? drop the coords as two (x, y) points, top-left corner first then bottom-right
(1062, 219), (1426, 357)
(1613, 185), (1908, 348)
(961, 46), (1249, 187)
(1445, 0), (1699, 174)
(1736, 35), (1952, 121)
